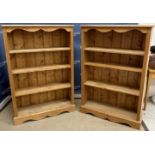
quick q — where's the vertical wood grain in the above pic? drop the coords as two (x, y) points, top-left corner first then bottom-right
(94, 31), (102, 102)
(103, 31), (113, 106)
(12, 30), (30, 106)
(61, 30), (68, 100)
(23, 32), (39, 105)
(110, 31), (122, 107)
(43, 31), (55, 102)
(81, 30), (88, 104)
(33, 30), (47, 104)
(119, 31), (133, 110)
(3, 29), (18, 116)
(52, 30), (63, 100)
(70, 29), (74, 104)
(137, 29), (152, 120)
(8, 33), (21, 107)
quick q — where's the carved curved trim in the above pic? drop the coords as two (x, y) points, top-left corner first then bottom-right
(83, 27), (148, 34)
(7, 27), (72, 33)
(80, 107), (141, 129)
(14, 105), (75, 125)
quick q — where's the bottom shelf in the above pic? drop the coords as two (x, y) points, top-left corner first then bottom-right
(14, 100), (75, 125)
(80, 101), (141, 129)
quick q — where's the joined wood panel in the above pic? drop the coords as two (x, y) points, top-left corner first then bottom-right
(53, 30), (63, 100)
(109, 31), (121, 107)
(12, 30), (30, 106)
(43, 31), (55, 102)
(33, 30), (47, 104)
(61, 30), (70, 100)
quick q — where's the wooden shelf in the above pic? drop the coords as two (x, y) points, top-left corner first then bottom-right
(85, 47), (144, 56)
(15, 83), (71, 97)
(12, 64), (71, 74)
(10, 47), (71, 54)
(85, 81), (140, 96)
(80, 101), (139, 127)
(14, 100), (75, 125)
(18, 100), (71, 116)
(85, 62), (142, 73)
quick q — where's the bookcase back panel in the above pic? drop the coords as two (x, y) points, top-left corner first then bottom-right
(13, 69), (70, 89)
(14, 67), (70, 107)
(86, 66), (141, 89)
(10, 51), (69, 69)
(7, 29), (70, 50)
(8, 29), (72, 108)
(16, 89), (70, 107)
(85, 29), (146, 50)
(86, 87), (138, 112)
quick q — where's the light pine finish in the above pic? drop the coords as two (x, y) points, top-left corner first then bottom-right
(85, 81), (140, 96)
(85, 62), (142, 73)
(137, 31), (152, 120)
(10, 47), (70, 54)
(85, 47), (145, 56)
(15, 83), (71, 97)
(2, 25), (75, 125)
(80, 25), (152, 129)
(14, 100), (75, 125)
(12, 64), (71, 74)
(80, 101), (140, 129)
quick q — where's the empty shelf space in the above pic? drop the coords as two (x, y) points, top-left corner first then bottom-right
(12, 64), (71, 74)
(85, 81), (140, 96)
(81, 101), (137, 121)
(10, 47), (71, 54)
(85, 62), (142, 73)
(15, 83), (71, 97)
(85, 47), (144, 56)
(17, 100), (72, 117)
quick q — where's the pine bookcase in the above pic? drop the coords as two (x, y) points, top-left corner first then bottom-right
(80, 25), (152, 129)
(2, 25), (75, 125)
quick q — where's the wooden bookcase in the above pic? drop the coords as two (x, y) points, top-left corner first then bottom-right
(80, 25), (152, 129)
(2, 25), (75, 125)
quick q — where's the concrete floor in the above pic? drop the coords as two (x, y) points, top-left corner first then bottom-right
(143, 101), (155, 130)
(142, 80), (155, 131)
(0, 99), (144, 131)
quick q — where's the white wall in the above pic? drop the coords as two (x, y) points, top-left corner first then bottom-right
(138, 24), (155, 97)
(147, 25), (155, 96)
(139, 24), (155, 45)
(151, 26), (155, 45)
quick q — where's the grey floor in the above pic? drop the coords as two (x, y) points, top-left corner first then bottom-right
(143, 80), (155, 130)
(143, 101), (155, 130)
(0, 99), (144, 131)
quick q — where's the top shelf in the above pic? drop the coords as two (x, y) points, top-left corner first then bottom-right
(9, 47), (71, 54)
(85, 47), (145, 56)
